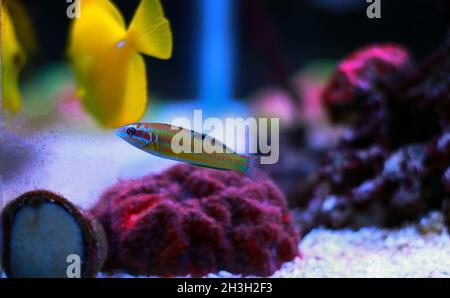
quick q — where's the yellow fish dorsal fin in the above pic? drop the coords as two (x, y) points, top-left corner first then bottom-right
(127, 0), (173, 60)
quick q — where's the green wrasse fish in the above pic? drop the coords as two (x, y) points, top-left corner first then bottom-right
(116, 123), (264, 182)
(1, 4), (27, 113)
(67, 0), (173, 128)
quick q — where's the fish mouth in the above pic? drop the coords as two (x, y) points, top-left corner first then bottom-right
(115, 127), (127, 140)
(115, 127), (124, 137)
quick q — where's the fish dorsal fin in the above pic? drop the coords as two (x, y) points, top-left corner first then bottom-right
(127, 0), (173, 60)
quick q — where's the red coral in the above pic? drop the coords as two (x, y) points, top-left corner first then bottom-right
(295, 41), (450, 232)
(322, 44), (412, 123)
(90, 164), (299, 277)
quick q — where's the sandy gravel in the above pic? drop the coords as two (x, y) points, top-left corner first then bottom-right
(99, 212), (450, 278)
(269, 213), (450, 278)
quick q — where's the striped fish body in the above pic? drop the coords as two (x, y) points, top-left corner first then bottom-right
(116, 123), (256, 177)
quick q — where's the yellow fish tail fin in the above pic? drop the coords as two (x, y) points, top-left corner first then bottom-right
(127, 0), (173, 60)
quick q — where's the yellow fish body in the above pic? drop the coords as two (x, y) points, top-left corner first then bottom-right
(68, 0), (173, 128)
(1, 4), (27, 113)
(4, 0), (38, 57)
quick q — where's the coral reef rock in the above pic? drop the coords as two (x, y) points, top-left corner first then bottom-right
(91, 164), (299, 277)
(295, 42), (450, 234)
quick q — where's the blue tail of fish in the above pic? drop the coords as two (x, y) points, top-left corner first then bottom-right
(237, 155), (268, 183)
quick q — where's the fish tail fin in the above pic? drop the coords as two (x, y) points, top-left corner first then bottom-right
(236, 155), (268, 184)
(127, 0), (173, 60)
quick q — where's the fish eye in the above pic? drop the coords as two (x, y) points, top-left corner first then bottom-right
(126, 127), (136, 136)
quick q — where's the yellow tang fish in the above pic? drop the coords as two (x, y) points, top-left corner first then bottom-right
(1, 4), (27, 113)
(67, 0), (173, 128)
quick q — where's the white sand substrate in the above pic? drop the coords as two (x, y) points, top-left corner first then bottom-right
(100, 212), (450, 278)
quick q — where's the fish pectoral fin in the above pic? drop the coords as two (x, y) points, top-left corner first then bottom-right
(127, 0), (173, 60)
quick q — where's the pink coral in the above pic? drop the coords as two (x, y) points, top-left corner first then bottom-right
(322, 44), (412, 123)
(90, 164), (299, 277)
(296, 41), (450, 232)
